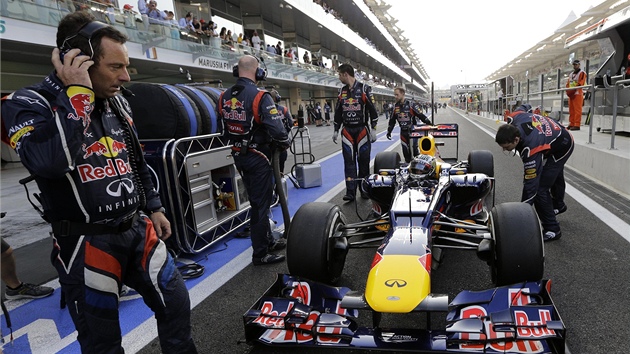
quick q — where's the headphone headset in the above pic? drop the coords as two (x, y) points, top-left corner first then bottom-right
(268, 89), (281, 103)
(59, 21), (109, 60)
(232, 56), (267, 81)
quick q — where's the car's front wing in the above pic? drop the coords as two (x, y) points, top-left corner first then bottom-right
(243, 274), (566, 353)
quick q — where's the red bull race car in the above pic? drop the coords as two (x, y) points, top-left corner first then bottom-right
(243, 124), (566, 353)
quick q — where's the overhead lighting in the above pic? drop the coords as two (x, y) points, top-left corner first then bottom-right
(525, 52), (533, 58)
(536, 44), (546, 51)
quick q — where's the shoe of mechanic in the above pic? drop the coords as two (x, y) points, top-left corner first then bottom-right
(342, 194), (355, 202)
(553, 205), (567, 215)
(253, 254), (285, 266)
(543, 230), (562, 242)
(5, 282), (54, 300)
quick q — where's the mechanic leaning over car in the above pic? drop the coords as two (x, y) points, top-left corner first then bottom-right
(218, 55), (291, 265)
(386, 87), (432, 163)
(495, 104), (574, 242)
(332, 63), (379, 202)
(0, 12), (197, 353)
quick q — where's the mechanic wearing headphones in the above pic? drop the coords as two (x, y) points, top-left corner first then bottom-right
(495, 104), (574, 242)
(386, 87), (432, 163)
(1, 12), (196, 353)
(219, 55), (290, 265)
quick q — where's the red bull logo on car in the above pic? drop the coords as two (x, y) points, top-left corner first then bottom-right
(457, 287), (556, 353)
(66, 87), (94, 135)
(252, 282), (346, 344)
(82, 137), (127, 159)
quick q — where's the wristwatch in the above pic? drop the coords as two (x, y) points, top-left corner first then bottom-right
(150, 207), (166, 215)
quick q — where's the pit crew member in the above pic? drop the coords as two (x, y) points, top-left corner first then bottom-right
(0, 12), (196, 353)
(219, 55), (290, 265)
(496, 104), (574, 241)
(332, 63), (379, 201)
(386, 87), (432, 162)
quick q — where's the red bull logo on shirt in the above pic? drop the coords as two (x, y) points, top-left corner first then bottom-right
(66, 87), (95, 135)
(224, 97), (244, 110)
(343, 97), (362, 111)
(82, 137), (127, 159)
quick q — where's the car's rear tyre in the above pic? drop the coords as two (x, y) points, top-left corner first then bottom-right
(490, 202), (544, 286)
(374, 151), (401, 174)
(287, 202), (347, 284)
(468, 150), (494, 177)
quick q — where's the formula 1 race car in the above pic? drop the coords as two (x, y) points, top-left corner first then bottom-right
(243, 124), (566, 353)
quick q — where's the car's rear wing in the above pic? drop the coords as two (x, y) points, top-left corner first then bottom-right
(410, 124), (459, 161)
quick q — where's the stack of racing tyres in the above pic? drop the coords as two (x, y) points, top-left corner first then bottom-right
(127, 83), (253, 254)
(243, 124), (567, 353)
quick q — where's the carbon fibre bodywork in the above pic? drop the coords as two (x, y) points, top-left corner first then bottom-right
(244, 124), (565, 352)
(244, 274), (565, 353)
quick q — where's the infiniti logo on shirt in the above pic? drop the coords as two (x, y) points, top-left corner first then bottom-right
(107, 178), (135, 197)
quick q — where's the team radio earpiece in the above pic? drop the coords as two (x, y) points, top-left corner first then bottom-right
(59, 20), (110, 62)
(232, 56), (267, 81)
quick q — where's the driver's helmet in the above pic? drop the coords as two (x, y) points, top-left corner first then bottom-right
(409, 154), (436, 179)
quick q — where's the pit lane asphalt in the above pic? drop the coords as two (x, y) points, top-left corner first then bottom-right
(134, 107), (630, 354)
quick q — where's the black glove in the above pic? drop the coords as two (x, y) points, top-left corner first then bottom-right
(272, 138), (291, 151)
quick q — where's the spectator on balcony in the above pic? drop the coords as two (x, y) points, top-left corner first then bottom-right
(178, 12), (193, 31)
(226, 30), (234, 45)
(146, 0), (166, 24)
(219, 27), (227, 41)
(276, 42), (282, 57)
(165, 11), (177, 26)
(303, 51), (311, 64)
(251, 31), (261, 54)
(191, 16), (202, 34)
(122, 4), (138, 28)
(137, 0), (148, 15)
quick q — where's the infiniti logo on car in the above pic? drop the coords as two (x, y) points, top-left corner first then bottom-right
(384, 279), (407, 288)
(107, 178), (135, 197)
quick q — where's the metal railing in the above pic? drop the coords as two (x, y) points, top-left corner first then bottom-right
(487, 77), (627, 150)
(0, 0), (398, 95)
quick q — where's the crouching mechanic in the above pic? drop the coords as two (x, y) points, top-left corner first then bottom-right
(332, 63), (379, 201)
(219, 55), (290, 265)
(386, 87), (432, 163)
(0, 12), (196, 353)
(496, 104), (574, 241)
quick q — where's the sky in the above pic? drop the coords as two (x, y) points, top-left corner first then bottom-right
(386, 0), (604, 89)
